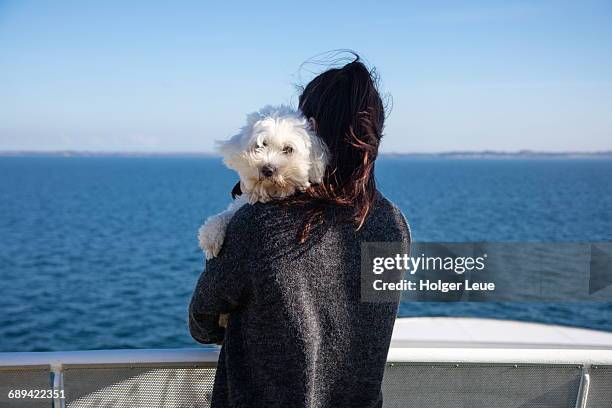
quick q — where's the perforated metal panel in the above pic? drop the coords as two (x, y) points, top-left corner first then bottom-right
(63, 363), (216, 408)
(588, 365), (612, 408)
(382, 362), (582, 408)
(0, 365), (52, 408)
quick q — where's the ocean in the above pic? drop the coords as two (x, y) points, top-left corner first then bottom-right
(0, 156), (611, 352)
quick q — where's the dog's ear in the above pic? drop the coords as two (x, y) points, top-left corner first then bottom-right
(308, 135), (328, 184)
(217, 108), (267, 169)
(216, 132), (244, 170)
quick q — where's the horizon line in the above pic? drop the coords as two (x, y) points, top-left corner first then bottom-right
(1, 149), (612, 158)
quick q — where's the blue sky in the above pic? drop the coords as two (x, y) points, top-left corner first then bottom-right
(0, 0), (611, 153)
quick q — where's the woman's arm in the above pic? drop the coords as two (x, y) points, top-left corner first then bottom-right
(189, 207), (255, 344)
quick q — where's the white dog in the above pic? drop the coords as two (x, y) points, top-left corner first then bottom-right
(198, 105), (328, 260)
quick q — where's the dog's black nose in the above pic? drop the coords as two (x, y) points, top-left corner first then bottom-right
(261, 164), (275, 178)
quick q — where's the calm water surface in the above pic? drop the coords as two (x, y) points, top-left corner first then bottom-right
(0, 157), (611, 351)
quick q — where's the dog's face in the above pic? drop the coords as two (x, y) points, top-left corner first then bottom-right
(218, 106), (328, 203)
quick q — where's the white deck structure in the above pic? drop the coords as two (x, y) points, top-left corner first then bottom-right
(391, 317), (612, 349)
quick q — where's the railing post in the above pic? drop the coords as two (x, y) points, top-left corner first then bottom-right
(574, 365), (591, 408)
(51, 363), (65, 408)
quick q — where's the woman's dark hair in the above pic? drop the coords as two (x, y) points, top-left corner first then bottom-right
(292, 54), (386, 243)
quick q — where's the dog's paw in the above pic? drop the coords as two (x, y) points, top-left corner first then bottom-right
(203, 239), (222, 260)
(198, 217), (227, 260)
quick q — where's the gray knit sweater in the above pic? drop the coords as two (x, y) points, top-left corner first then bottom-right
(189, 191), (411, 408)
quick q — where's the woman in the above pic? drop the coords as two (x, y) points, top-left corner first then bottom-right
(189, 56), (411, 408)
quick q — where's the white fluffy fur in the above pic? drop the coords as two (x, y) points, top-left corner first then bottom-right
(198, 105), (328, 259)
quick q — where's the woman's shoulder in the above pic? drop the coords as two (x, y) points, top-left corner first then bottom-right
(223, 201), (304, 258)
(367, 190), (412, 243)
(226, 200), (299, 237)
(373, 190), (406, 217)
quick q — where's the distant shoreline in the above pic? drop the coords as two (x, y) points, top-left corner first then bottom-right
(1, 150), (612, 159)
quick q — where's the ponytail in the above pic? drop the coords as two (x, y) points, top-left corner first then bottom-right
(291, 54), (385, 242)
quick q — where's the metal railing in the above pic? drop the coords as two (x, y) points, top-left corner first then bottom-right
(1, 347), (612, 408)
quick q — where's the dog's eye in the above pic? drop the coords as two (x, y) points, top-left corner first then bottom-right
(282, 146), (293, 154)
(261, 141), (267, 147)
